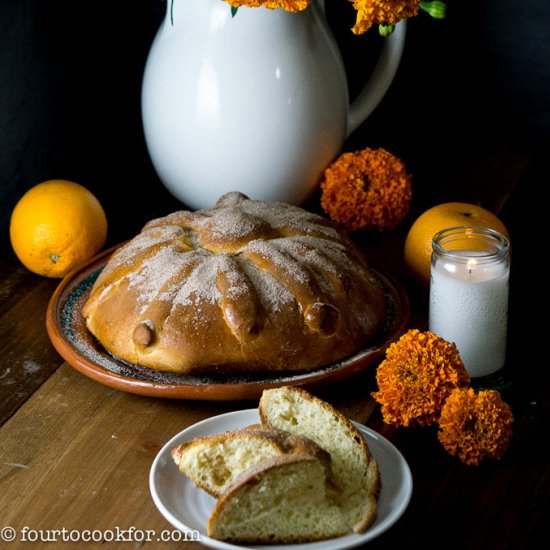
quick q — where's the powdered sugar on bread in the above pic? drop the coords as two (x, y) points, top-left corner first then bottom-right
(82, 192), (386, 374)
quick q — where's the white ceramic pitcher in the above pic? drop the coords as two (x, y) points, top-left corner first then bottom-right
(141, 0), (406, 209)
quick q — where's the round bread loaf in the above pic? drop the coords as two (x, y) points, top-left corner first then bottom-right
(82, 192), (386, 374)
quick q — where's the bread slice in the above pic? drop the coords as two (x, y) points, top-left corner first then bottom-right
(171, 424), (333, 497)
(207, 455), (349, 543)
(259, 386), (380, 533)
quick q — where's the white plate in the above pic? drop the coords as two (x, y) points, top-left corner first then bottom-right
(150, 409), (413, 550)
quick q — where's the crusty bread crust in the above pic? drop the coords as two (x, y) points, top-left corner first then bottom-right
(82, 192), (386, 374)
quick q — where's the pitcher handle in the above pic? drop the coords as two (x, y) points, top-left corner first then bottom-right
(346, 22), (407, 138)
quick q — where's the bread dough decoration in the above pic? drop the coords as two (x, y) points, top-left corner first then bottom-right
(82, 192), (385, 374)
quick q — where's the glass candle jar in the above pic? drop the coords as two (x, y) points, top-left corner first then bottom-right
(428, 226), (511, 378)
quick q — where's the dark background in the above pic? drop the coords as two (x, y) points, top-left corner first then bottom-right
(1, 0), (549, 251)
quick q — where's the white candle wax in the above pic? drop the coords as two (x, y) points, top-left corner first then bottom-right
(429, 251), (509, 378)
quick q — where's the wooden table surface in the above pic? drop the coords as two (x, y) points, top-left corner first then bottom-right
(0, 151), (548, 549)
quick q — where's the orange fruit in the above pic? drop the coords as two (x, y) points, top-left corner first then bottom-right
(404, 202), (510, 288)
(10, 179), (108, 278)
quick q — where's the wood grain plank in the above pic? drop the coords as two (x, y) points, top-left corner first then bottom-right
(0, 252), (56, 317)
(0, 362), (239, 549)
(0, 263), (29, 318)
(0, 270), (64, 424)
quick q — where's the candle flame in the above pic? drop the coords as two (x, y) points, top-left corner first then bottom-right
(467, 258), (477, 272)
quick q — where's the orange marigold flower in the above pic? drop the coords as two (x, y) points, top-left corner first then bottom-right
(438, 387), (514, 466)
(320, 147), (412, 232)
(225, 0), (264, 7)
(372, 329), (470, 427)
(225, 0), (310, 11)
(264, 0), (310, 10)
(350, 0), (421, 34)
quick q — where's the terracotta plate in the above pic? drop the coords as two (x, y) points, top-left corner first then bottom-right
(46, 246), (410, 401)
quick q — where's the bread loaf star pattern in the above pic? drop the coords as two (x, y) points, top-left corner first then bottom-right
(83, 192), (385, 374)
